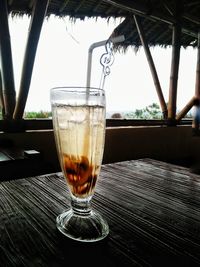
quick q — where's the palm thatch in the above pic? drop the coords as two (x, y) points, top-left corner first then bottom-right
(8, 0), (200, 49)
(0, 0), (199, 131)
(110, 0), (199, 50)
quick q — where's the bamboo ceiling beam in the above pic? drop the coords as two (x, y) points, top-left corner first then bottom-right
(8, 0), (14, 5)
(103, 0), (176, 24)
(185, 1), (200, 8)
(28, 0), (35, 9)
(106, 5), (115, 15)
(75, 0), (86, 13)
(134, 15), (168, 119)
(103, 0), (198, 38)
(13, 0), (49, 120)
(92, 1), (103, 12)
(183, 14), (200, 25)
(163, 1), (173, 16)
(59, 0), (70, 13)
(0, 0), (16, 119)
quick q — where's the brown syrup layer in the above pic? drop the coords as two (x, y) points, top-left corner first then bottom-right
(63, 154), (97, 195)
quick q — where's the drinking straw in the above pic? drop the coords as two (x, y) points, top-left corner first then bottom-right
(86, 35), (125, 89)
(99, 40), (114, 90)
(84, 35), (124, 157)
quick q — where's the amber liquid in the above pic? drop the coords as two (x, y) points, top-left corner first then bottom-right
(52, 104), (105, 198)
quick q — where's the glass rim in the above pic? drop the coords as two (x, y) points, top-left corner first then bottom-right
(50, 86), (105, 93)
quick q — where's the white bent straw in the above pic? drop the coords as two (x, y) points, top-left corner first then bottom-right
(86, 35), (125, 88)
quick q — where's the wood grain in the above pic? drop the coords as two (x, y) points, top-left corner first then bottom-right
(0, 159), (200, 266)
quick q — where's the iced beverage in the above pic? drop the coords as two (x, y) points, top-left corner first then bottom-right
(52, 104), (106, 198)
(51, 87), (109, 242)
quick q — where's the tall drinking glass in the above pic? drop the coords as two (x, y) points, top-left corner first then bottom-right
(50, 87), (109, 242)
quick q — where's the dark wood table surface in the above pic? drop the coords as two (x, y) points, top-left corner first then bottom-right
(1, 158), (200, 267)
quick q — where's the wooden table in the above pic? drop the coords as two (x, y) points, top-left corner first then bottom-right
(1, 158), (200, 266)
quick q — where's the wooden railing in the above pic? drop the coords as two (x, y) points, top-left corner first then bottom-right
(0, 118), (192, 132)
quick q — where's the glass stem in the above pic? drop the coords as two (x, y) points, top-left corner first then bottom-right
(71, 196), (92, 216)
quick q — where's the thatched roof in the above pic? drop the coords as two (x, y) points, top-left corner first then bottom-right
(9, 0), (128, 19)
(0, 0), (199, 128)
(8, 0), (200, 49)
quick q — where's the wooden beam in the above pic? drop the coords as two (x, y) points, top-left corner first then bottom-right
(162, 1), (173, 16)
(183, 14), (200, 25)
(92, 1), (103, 12)
(0, 0), (16, 119)
(75, 0), (86, 13)
(0, 118), (192, 132)
(191, 31), (200, 132)
(59, 0), (70, 13)
(8, 0), (14, 5)
(0, 70), (5, 119)
(167, 0), (183, 124)
(195, 31), (200, 98)
(168, 23), (181, 123)
(191, 97), (200, 134)
(184, 1), (200, 7)
(176, 96), (195, 121)
(28, 0), (35, 9)
(177, 32), (200, 123)
(14, 0), (49, 120)
(103, 0), (176, 23)
(103, 0), (198, 39)
(134, 15), (168, 119)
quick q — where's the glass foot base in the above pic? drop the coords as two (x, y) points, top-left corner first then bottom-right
(56, 209), (109, 242)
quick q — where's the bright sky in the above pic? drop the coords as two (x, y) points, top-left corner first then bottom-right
(9, 15), (197, 114)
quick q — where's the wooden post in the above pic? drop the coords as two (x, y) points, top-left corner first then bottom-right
(192, 31), (200, 134)
(0, 71), (5, 118)
(176, 31), (200, 123)
(0, 0), (16, 119)
(195, 31), (200, 98)
(13, 0), (49, 120)
(168, 1), (182, 125)
(134, 15), (168, 119)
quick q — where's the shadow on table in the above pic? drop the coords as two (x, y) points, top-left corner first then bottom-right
(53, 229), (116, 267)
